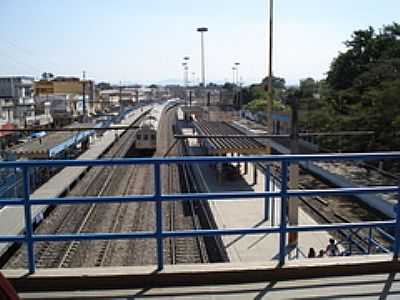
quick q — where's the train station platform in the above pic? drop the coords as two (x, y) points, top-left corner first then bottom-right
(191, 160), (337, 262)
(9, 122), (95, 159)
(0, 106), (153, 257)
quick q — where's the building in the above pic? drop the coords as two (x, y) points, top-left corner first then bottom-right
(34, 76), (95, 119)
(0, 76), (36, 128)
(34, 76), (95, 99)
(0, 76), (34, 100)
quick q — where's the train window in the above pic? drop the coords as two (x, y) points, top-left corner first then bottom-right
(151, 134), (156, 140)
(137, 134), (141, 140)
(144, 134), (148, 140)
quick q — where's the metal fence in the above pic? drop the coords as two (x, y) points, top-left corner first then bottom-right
(0, 152), (399, 273)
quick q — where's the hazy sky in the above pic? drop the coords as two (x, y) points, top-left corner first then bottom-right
(1, 0), (399, 85)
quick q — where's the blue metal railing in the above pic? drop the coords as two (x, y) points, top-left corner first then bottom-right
(0, 152), (399, 273)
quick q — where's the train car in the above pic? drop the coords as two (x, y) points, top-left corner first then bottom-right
(135, 105), (165, 153)
(135, 117), (158, 152)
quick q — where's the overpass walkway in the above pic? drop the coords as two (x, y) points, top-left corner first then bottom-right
(0, 153), (399, 298)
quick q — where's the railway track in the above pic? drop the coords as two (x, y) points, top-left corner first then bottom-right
(161, 107), (207, 265)
(4, 104), (210, 269)
(258, 162), (394, 255)
(298, 176), (393, 255)
(3, 112), (149, 269)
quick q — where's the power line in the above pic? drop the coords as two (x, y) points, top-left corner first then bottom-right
(0, 39), (64, 72)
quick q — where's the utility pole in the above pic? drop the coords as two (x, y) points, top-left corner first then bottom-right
(82, 71), (87, 119)
(119, 82), (123, 116)
(288, 92), (300, 247)
(266, 0), (274, 135)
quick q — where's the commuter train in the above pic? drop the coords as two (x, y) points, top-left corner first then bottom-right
(135, 99), (183, 153)
(135, 112), (160, 152)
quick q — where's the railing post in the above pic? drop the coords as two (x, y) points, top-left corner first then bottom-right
(264, 165), (271, 221)
(253, 163), (258, 185)
(271, 168), (275, 226)
(279, 161), (289, 266)
(154, 162), (164, 270)
(394, 184), (400, 260)
(22, 166), (35, 274)
(348, 231), (353, 256)
(368, 228), (372, 254)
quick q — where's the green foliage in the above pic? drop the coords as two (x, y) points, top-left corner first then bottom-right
(246, 99), (266, 113)
(245, 98), (288, 114)
(305, 22), (400, 151)
(241, 75), (287, 107)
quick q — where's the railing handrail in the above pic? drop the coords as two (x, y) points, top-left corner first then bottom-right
(0, 153), (399, 274)
(1, 152), (400, 168)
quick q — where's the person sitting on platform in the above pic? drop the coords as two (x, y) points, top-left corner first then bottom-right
(308, 247), (316, 258)
(326, 238), (339, 256)
(317, 249), (325, 258)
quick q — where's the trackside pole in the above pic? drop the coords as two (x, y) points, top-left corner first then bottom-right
(23, 166), (35, 274)
(264, 165), (271, 221)
(279, 161), (289, 266)
(154, 163), (164, 270)
(394, 184), (400, 260)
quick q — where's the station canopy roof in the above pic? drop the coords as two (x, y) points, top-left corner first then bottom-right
(193, 121), (267, 155)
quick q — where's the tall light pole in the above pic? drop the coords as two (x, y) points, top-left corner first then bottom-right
(266, 0), (274, 135)
(184, 56), (190, 86)
(191, 72), (196, 86)
(182, 62), (188, 86)
(235, 62), (242, 109)
(235, 62), (240, 85)
(182, 62), (188, 105)
(232, 67), (236, 84)
(197, 27), (208, 94)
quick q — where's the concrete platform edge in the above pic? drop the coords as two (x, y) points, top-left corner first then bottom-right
(4, 255), (400, 292)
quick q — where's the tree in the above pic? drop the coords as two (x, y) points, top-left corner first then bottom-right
(317, 22), (400, 151)
(207, 82), (219, 88)
(41, 72), (54, 80)
(326, 23), (400, 112)
(299, 78), (317, 98)
(262, 76), (286, 91)
(96, 82), (112, 90)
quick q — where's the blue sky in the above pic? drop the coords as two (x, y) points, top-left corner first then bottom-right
(0, 0), (399, 85)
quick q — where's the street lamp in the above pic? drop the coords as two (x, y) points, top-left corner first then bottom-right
(191, 72), (196, 86)
(182, 62), (188, 86)
(234, 62), (241, 109)
(197, 27), (208, 88)
(182, 62), (188, 105)
(183, 56), (190, 86)
(232, 67), (236, 84)
(234, 62), (240, 85)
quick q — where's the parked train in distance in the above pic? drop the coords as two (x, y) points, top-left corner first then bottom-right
(135, 99), (181, 154)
